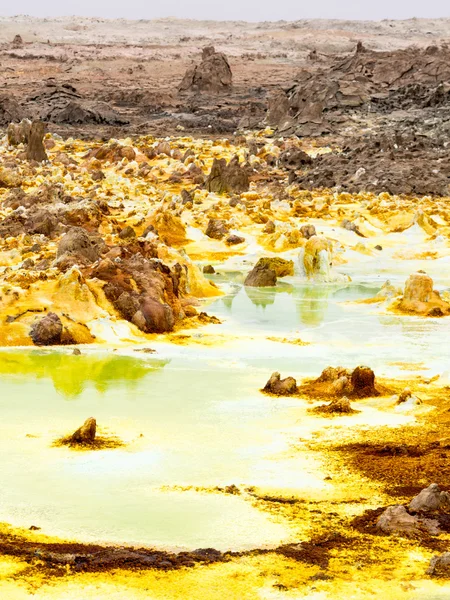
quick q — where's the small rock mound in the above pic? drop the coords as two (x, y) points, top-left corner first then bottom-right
(409, 483), (450, 513)
(205, 219), (229, 240)
(179, 46), (232, 93)
(57, 227), (103, 266)
(396, 272), (450, 317)
(26, 121), (48, 162)
(253, 257), (294, 278)
(312, 396), (357, 415)
(30, 313), (63, 346)
(244, 264), (277, 287)
(56, 417), (123, 450)
(376, 505), (439, 536)
(70, 417), (97, 444)
(351, 366), (378, 398)
(7, 119), (31, 146)
(263, 372), (297, 396)
(204, 156), (249, 195)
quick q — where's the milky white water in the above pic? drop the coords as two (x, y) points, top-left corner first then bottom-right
(0, 256), (448, 551)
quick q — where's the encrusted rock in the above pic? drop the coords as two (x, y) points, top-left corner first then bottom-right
(314, 396), (356, 415)
(376, 505), (423, 535)
(7, 119), (31, 146)
(253, 257), (294, 278)
(30, 313), (63, 346)
(264, 372), (297, 396)
(225, 234), (245, 245)
(203, 265), (215, 274)
(119, 225), (136, 240)
(409, 483), (450, 513)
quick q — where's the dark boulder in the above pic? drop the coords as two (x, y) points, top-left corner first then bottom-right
(244, 264), (277, 287)
(351, 366), (378, 397)
(30, 313), (63, 346)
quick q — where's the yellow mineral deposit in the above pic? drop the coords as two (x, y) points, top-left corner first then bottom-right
(1, 19), (450, 599)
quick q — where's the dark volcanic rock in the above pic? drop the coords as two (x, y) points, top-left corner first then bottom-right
(30, 312), (63, 346)
(179, 46), (232, 93)
(295, 132), (450, 197)
(266, 88), (291, 127)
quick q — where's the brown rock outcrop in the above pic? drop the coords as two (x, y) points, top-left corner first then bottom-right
(70, 418), (97, 444)
(205, 219), (229, 240)
(205, 156), (249, 195)
(244, 264), (277, 287)
(57, 227), (103, 265)
(179, 46), (232, 93)
(29, 313), (63, 346)
(264, 372), (297, 396)
(26, 121), (48, 162)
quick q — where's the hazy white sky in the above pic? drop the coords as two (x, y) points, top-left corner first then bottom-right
(1, 0), (449, 21)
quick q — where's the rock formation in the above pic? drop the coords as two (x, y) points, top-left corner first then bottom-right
(57, 227), (103, 266)
(266, 88), (291, 128)
(26, 121), (48, 162)
(302, 236), (332, 280)
(179, 46), (232, 93)
(298, 366), (380, 399)
(376, 505), (439, 536)
(312, 396), (356, 415)
(409, 483), (450, 513)
(205, 156), (249, 194)
(7, 119), (31, 146)
(251, 257), (294, 278)
(244, 264), (277, 287)
(263, 372), (297, 396)
(29, 313), (63, 346)
(70, 417), (97, 444)
(395, 272), (450, 316)
(205, 219), (229, 240)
